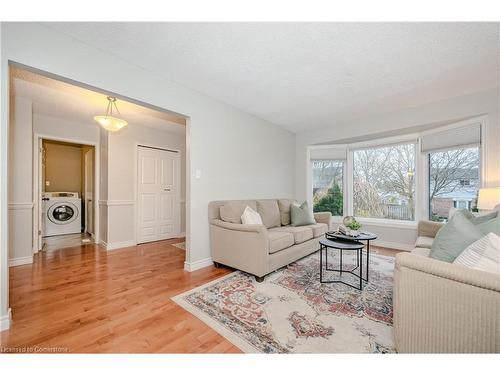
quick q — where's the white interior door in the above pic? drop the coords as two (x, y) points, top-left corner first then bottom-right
(137, 146), (180, 244)
(84, 148), (94, 236)
(37, 138), (44, 251)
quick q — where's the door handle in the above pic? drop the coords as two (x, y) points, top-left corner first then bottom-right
(163, 188), (171, 191)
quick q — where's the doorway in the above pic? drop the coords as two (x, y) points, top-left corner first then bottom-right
(137, 145), (181, 244)
(34, 137), (98, 252)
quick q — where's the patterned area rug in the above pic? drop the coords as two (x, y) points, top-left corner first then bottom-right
(172, 251), (395, 353)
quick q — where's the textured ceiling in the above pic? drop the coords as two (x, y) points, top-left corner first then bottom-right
(44, 22), (500, 132)
(11, 67), (186, 135)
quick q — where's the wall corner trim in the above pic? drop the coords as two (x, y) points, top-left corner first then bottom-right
(184, 257), (213, 272)
(9, 256), (33, 267)
(0, 308), (12, 332)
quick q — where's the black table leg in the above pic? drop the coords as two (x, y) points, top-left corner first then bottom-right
(359, 247), (363, 290)
(366, 240), (370, 282)
(340, 248), (343, 275)
(320, 243), (323, 282)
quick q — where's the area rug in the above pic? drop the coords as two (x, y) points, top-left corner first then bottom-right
(172, 251), (395, 353)
(172, 241), (185, 250)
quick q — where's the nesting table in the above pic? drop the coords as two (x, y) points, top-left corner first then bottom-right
(319, 231), (377, 290)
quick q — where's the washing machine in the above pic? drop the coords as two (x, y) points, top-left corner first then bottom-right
(42, 192), (82, 237)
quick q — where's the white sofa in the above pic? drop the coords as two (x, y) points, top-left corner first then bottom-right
(394, 219), (500, 353)
(208, 199), (332, 281)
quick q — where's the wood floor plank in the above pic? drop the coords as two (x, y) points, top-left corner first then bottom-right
(1, 238), (400, 353)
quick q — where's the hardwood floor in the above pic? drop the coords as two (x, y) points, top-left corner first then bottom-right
(1, 239), (400, 353)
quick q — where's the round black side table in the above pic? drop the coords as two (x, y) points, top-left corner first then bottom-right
(325, 231), (377, 282)
(319, 238), (365, 290)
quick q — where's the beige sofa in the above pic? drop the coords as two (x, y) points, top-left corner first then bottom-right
(208, 199), (331, 281)
(394, 220), (500, 353)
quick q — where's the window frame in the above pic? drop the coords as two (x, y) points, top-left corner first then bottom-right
(310, 158), (346, 218)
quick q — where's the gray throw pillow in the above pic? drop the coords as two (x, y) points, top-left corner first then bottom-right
(430, 211), (485, 263)
(470, 211), (498, 226)
(290, 201), (316, 227)
(477, 214), (500, 236)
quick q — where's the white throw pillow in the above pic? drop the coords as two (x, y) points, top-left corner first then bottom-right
(453, 233), (500, 274)
(241, 206), (263, 225)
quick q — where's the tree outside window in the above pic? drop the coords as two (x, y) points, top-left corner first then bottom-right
(353, 143), (416, 221)
(312, 160), (343, 216)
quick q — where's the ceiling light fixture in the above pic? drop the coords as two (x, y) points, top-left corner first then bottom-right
(94, 96), (128, 132)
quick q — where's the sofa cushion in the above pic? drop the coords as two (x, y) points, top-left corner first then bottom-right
(412, 247), (431, 257)
(241, 206), (263, 225)
(430, 211), (484, 263)
(268, 231), (294, 254)
(415, 236), (434, 249)
(303, 222), (328, 238)
(270, 226), (314, 244)
(257, 200), (281, 229)
(220, 202), (256, 224)
(278, 199), (296, 226)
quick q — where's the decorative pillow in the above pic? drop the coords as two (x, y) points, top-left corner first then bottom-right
(220, 202), (249, 224)
(453, 233), (500, 274)
(448, 207), (474, 220)
(256, 200), (281, 229)
(290, 201), (316, 227)
(278, 199), (297, 226)
(241, 206), (263, 225)
(470, 211), (498, 225)
(477, 214), (500, 236)
(430, 211), (485, 263)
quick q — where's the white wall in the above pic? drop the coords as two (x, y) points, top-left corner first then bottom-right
(8, 97), (33, 265)
(296, 88), (500, 249)
(0, 23), (296, 328)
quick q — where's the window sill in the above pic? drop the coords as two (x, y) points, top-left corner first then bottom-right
(330, 216), (417, 230)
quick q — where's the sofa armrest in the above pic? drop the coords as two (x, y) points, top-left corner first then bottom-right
(209, 219), (269, 277)
(393, 252), (500, 353)
(314, 212), (332, 230)
(417, 220), (443, 238)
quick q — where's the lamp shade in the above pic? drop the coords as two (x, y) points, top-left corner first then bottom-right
(94, 115), (128, 132)
(477, 187), (500, 210)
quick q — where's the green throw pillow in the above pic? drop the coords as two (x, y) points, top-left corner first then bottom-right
(430, 211), (485, 263)
(290, 201), (316, 227)
(477, 214), (500, 236)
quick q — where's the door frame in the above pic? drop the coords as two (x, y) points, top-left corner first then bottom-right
(83, 147), (94, 236)
(134, 143), (182, 245)
(33, 133), (100, 253)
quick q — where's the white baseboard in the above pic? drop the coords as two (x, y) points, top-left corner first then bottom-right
(0, 308), (12, 331)
(184, 257), (213, 272)
(9, 255), (33, 267)
(100, 240), (137, 251)
(372, 240), (413, 252)
(177, 232), (186, 238)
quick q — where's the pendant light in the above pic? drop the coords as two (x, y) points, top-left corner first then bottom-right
(94, 96), (128, 132)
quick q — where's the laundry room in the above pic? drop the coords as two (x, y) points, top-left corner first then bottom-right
(41, 140), (95, 251)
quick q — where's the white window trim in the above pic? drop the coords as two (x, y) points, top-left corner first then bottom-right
(307, 115), (488, 227)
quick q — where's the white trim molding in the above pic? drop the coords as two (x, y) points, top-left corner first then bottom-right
(184, 257), (213, 272)
(372, 240), (413, 252)
(0, 308), (12, 331)
(9, 255), (33, 267)
(8, 202), (34, 210)
(98, 200), (135, 207)
(100, 239), (136, 251)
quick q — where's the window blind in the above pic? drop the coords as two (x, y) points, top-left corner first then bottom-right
(421, 123), (481, 153)
(309, 146), (347, 161)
